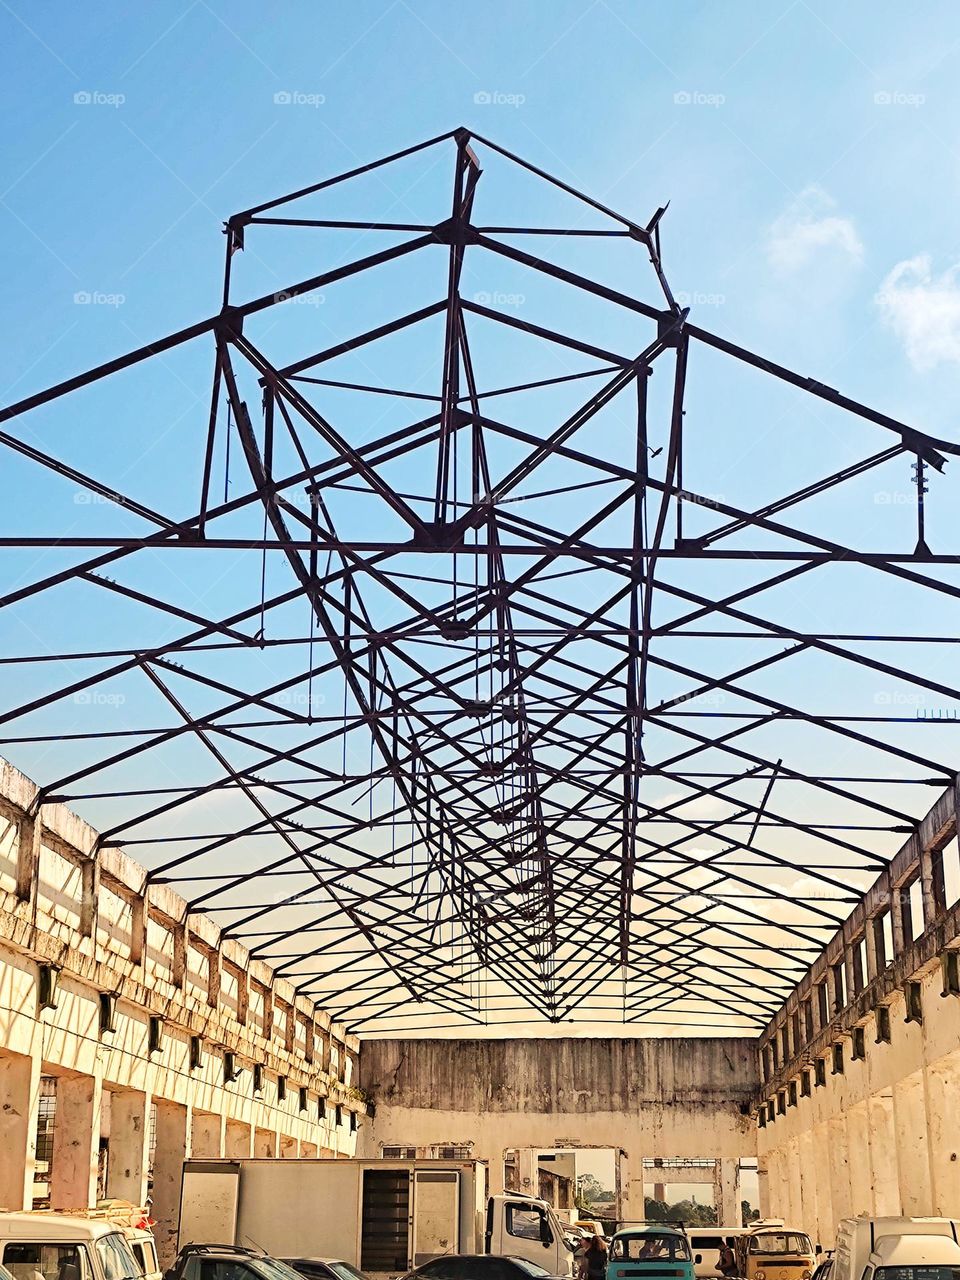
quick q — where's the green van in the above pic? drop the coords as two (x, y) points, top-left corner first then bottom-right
(607, 1226), (695, 1280)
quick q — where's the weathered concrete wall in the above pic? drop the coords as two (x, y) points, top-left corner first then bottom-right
(756, 779), (960, 1245)
(362, 1036), (757, 1112)
(0, 758), (364, 1262)
(360, 1038), (758, 1222)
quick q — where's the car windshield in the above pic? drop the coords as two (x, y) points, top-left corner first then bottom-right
(252, 1262), (309, 1280)
(96, 1235), (140, 1280)
(613, 1236), (690, 1262)
(750, 1236), (812, 1256)
(508, 1263), (554, 1278)
(875, 1270), (960, 1280)
(326, 1266), (368, 1280)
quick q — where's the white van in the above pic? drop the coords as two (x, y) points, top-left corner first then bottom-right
(687, 1229), (747, 1280)
(0, 1214), (141, 1280)
(834, 1217), (960, 1280)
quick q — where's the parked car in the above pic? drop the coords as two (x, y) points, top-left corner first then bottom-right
(281, 1261), (369, 1280)
(399, 1257), (566, 1280)
(0, 1214), (141, 1280)
(164, 1245), (308, 1280)
(810, 1259), (833, 1280)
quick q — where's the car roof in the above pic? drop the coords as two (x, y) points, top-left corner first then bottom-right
(614, 1227), (685, 1238)
(0, 1215), (125, 1243)
(282, 1263), (349, 1270)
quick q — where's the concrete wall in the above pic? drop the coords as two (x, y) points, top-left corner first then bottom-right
(757, 778), (960, 1245)
(360, 1037), (757, 1223)
(0, 759), (365, 1263)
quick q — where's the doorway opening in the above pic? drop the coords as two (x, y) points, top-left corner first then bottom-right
(504, 1147), (620, 1227)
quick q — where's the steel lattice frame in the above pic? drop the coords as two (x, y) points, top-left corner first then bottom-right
(3, 127), (960, 1035)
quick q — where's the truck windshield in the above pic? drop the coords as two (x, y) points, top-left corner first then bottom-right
(95, 1234), (140, 1280)
(875, 1270), (960, 1280)
(750, 1236), (812, 1256)
(613, 1236), (691, 1261)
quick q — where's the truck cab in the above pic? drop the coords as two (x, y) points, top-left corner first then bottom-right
(0, 1214), (141, 1280)
(606, 1225), (693, 1280)
(485, 1196), (575, 1277)
(834, 1217), (960, 1280)
(736, 1224), (814, 1280)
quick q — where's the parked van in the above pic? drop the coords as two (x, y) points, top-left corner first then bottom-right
(834, 1217), (960, 1280)
(0, 1213), (141, 1280)
(687, 1230), (747, 1280)
(91, 1203), (160, 1280)
(736, 1223), (815, 1280)
(607, 1224), (694, 1280)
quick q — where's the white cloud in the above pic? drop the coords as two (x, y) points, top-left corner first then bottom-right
(875, 254), (960, 371)
(765, 184), (864, 273)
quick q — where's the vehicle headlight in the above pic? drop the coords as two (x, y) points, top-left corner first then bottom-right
(756, 1270), (766, 1279)
(802, 1270), (812, 1278)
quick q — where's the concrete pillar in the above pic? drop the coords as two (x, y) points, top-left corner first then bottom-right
(50, 1071), (101, 1209)
(812, 1125), (834, 1243)
(846, 1103), (873, 1216)
(894, 1071), (933, 1213)
(254, 1127), (277, 1157)
(718, 1158), (740, 1226)
(828, 1115), (852, 1223)
(925, 1054), (960, 1215)
(106, 1090), (150, 1205)
(191, 1109), (224, 1158)
(867, 1092), (899, 1215)
(797, 1131), (821, 1246)
(785, 1140), (803, 1230)
(765, 1147), (786, 1219)
(757, 1157), (770, 1219)
(0, 1049), (41, 1210)
(152, 1101), (189, 1269)
(225, 1119), (253, 1158)
(620, 1149), (646, 1223)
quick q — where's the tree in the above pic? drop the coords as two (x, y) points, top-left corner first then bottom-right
(645, 1197), (718, 1227)
(576, 1173), (608, 1213)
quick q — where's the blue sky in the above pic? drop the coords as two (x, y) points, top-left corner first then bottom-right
(2, 0), (960, 421)
(4, 3), (960, 1032)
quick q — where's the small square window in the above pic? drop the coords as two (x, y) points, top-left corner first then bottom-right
(905, 980), (924, 1025)
(875, 1004), (892, 1043)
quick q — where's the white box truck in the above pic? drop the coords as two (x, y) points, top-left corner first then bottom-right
(834, 1217), (960, 1280)
(177, 1159), (576, 1278)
